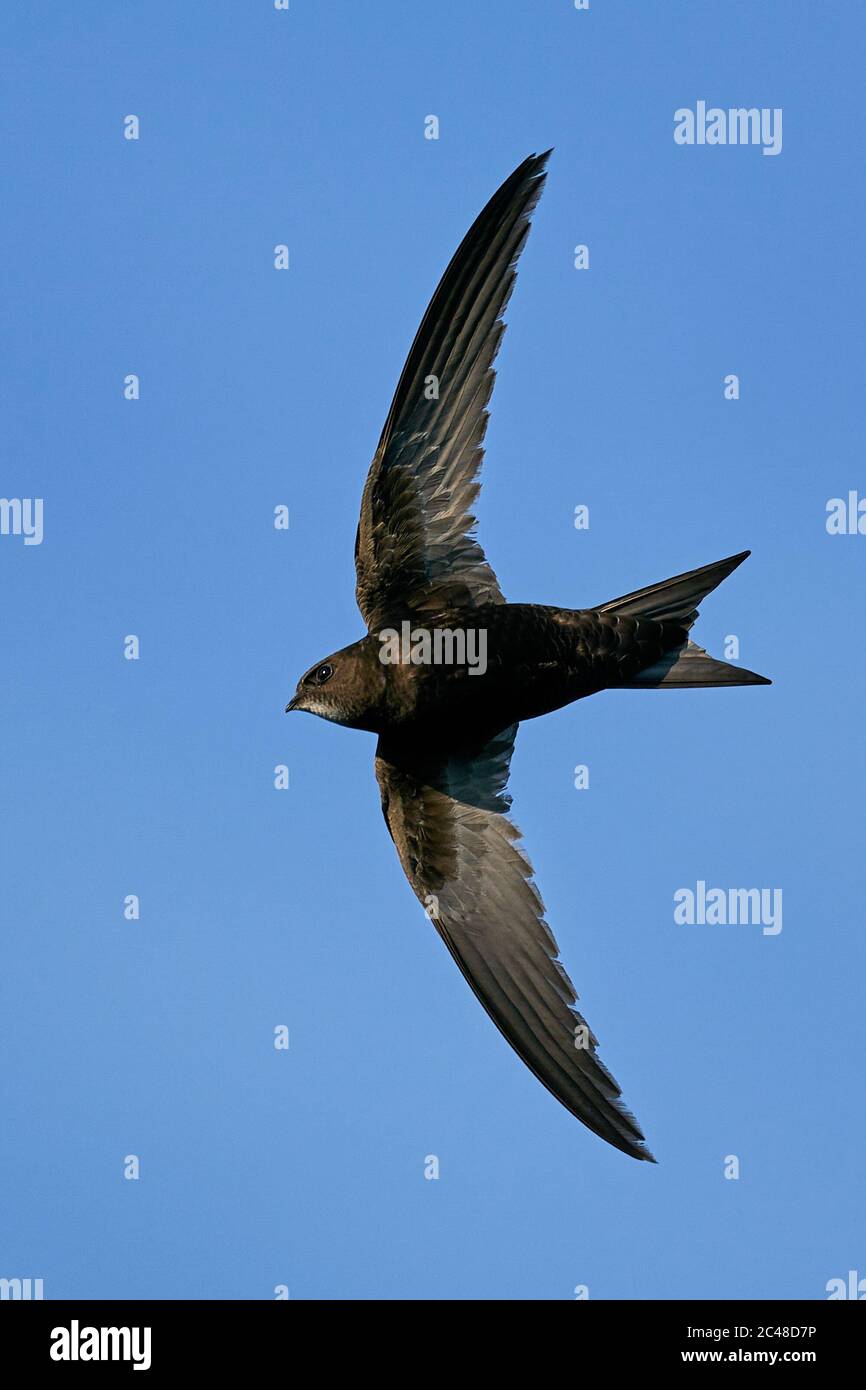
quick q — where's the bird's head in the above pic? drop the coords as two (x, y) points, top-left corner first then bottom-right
(285, 636), (387, 731)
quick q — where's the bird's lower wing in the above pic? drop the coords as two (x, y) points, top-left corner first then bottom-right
(374, 726), (654, 1161)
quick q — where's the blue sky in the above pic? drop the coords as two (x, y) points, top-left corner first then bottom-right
(2, 1), (864, 1300)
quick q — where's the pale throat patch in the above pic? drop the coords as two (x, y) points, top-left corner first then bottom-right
(302, 696), (346, 722)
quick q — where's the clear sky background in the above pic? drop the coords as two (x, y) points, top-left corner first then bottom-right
(2, 1), (864, 1301)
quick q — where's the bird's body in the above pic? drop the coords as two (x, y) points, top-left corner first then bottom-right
(286, 151), (770, 1161)
(301, 602), (690, 736)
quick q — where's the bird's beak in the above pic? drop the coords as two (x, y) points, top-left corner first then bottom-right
(285, 694), (301, 713)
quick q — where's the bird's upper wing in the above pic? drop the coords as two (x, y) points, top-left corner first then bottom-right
(374, 725), (654, 1161)
(355, 152), (550, 631)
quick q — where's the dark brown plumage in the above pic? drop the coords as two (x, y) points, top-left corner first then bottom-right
(287, 152), (770, 1161)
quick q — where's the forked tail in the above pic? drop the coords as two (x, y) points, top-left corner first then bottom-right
(601, 550), (771, 688)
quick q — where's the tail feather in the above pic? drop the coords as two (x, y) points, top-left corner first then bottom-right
(620, 639), (771, 689)
(599, 550), (751, 629)
(601, 550), (772, 689)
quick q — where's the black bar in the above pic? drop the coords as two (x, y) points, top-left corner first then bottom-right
(2, 1298), (861, 1374)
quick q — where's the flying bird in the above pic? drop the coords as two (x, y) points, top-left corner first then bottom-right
(286, 152), (770, 1161)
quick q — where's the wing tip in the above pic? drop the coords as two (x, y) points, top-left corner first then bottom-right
(616, 1127), (657, 1163)
(610, 1106), (657, 1163)
(522, 148), (553, 190)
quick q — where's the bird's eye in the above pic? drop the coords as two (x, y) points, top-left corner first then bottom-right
(315, 663), (334, 684)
